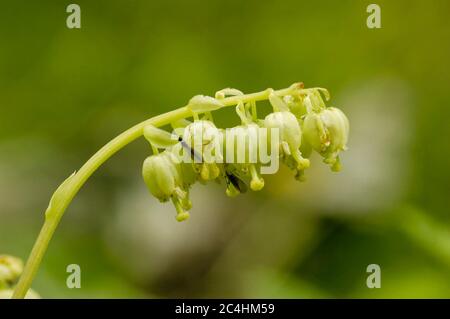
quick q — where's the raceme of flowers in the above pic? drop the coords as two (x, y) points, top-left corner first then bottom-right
(8, 83), (350, 300)
(142, 84), (349, 222)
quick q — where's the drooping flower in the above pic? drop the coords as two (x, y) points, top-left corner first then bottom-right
(265, 92), (310, 174)
(142, 151), (194, 221)
(183, 120), (223, 181)
(302, 92), (349, 171)
(221, 101), (265, 192)
(222, 125), (265, 192)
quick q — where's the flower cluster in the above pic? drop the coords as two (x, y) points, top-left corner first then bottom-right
(0, 255), (39, 299)
(142, 84), (349, 221)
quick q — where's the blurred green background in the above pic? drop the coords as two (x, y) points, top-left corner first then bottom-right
(1, 0), (449, 298)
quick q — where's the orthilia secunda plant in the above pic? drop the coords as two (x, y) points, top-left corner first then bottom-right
(11, 82), (349, 298)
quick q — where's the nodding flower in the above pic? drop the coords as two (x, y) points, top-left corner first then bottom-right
(142, 151), (194, 221)
(224, 101), (265, 192)
(264, 92), (310, 179)
(302, 92), (349, 172)
(183, 120), (222, 181)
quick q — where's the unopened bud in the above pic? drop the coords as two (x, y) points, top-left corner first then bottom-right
(188, 95), (223, 113)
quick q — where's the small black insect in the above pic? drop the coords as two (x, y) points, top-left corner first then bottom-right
(225, 171), (248, 193)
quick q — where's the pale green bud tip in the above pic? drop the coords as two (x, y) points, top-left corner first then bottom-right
(215, 88), (244, 99)
(188, 95), (223, 113)
(143, 125), (179, 149)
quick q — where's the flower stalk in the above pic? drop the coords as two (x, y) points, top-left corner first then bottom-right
(12, 83), (347, 298)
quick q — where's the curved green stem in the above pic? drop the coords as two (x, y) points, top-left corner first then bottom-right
(12, 84), (304, 298)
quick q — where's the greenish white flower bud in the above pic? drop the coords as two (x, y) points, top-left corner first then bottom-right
(142, 151), (193, 221)
(264, 111), (310, 170)
(143, 125), (179, 149)
(183, 120), (223, 181)
(222, 124), (265, 191)
(188, 95), (223, 113)
(302, 107), (349, 171)
(215, 88), (244, 99)
(183, 120), (219, 150)
(0, 255), (23, 288)
(142, 152), (181, 202)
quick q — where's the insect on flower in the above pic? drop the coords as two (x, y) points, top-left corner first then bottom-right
(141, 84), (349, 221)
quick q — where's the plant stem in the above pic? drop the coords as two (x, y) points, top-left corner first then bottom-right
(12, 84), (304, 298)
